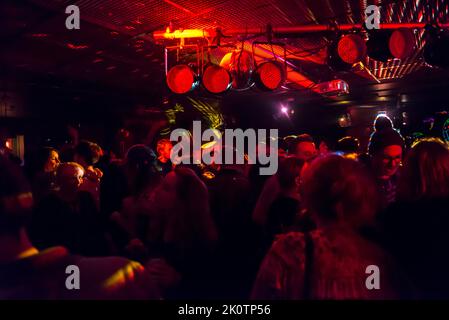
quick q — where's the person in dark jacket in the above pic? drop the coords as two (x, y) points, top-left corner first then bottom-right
(381, 138), (449, 298)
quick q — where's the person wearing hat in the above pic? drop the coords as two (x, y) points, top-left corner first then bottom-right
(368, 125), (405, 206)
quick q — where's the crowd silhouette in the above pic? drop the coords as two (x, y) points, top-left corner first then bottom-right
(1, 115), (449, 299)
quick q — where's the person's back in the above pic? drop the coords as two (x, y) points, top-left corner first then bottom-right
(208, 166), (260, 298)
(120, 145), (162, 242)
(99, 160), (128, 220)
(381, 138), (449, 298)
(266, 196), (301, 236)
(120, 189), (160, 242)
(149, 167), (219, 299)
(265, 157), (308, 239)
(30, 190), (108, 257)
(209, 166), (252, 240)
(382, 198), (449, 298)
(252, 227), (402, 299)
(252, 155), (409, 299)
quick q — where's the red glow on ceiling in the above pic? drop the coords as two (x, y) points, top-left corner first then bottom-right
(163, 0), (192, 14)
(31, 33), (48, 38)
(67, 43), (89, 50)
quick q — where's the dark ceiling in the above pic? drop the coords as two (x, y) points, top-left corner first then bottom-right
(1, 0), (449, 114)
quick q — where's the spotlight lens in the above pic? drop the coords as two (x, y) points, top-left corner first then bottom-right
(202, 65), (231, 94)
(281, 107), (288, 113)
(338, 34), (367, 64)
(389, 29), (415, 60)
(257, 62), (285, 90)
(166, 65), (196, 94)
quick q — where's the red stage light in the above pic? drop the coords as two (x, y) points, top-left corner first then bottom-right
(166, 65), (198, 94)
(255, 61), (285, 90)
(389, 29), (416, 60)
(337, 34), (367, 64)
(202, 65), (232, 94)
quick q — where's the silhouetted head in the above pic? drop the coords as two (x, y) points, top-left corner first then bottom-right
(337, 136), (360, 154)
(373, 114), (394, 132)
(398, 138), (449, 201)
(125, 144), (161, 195)
(74, 140), (102, 168)
(300, 155), (379, 227)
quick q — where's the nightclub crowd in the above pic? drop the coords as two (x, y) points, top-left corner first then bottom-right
(1, 114), (449, 300)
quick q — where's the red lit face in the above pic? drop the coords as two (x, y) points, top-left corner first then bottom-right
(374, 145), (403, 179)
(294, 142), (317, 161)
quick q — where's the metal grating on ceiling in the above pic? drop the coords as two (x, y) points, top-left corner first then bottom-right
(75, 0), (190, 34)
(17, 0), (449, 87)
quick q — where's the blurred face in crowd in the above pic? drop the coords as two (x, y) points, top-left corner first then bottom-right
(57, 163), (84, 194)
(373, 145), (403, 179)
(153, 171), (178, 212)
(294, 141), (317, 162)
(44, 150), (60, 173)
(319, 141), (330, 155)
